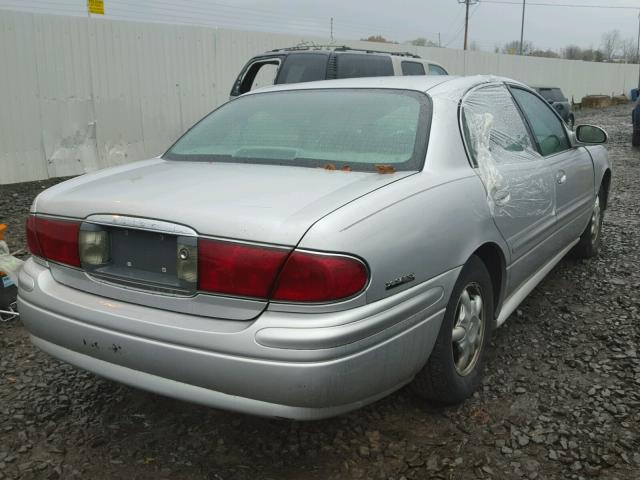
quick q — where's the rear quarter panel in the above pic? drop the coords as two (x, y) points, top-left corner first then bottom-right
(298, 171), (506, 305)
(299, 90), (510, 305)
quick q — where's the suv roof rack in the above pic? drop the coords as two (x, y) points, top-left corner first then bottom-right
(268, 43), (421, 59)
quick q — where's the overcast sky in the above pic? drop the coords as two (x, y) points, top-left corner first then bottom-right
(1, 0), (639, 52)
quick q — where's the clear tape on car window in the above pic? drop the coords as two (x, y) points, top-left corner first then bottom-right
(461, 84), (555, 218)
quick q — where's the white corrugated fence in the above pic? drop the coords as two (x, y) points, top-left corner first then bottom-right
(0, 9), (637, 184)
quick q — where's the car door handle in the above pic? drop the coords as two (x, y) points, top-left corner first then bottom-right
(556, 170), (567, 184)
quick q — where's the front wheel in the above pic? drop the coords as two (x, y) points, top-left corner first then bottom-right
(573, 189), (604, 258)
(412, 255), (494, 404)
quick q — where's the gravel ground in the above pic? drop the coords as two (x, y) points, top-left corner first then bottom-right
(1, 104), (639, 480)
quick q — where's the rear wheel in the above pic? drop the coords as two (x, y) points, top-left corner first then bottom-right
(633, 127), (640, 147)
(412, 255), (493, 404)
(573, 188), (604, 258)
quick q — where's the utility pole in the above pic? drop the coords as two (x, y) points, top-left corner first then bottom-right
(330, 17), (334, 43)
(519, 0), (526, 55)
(458, 0), (479, 51)
(463, 0), (470, 50)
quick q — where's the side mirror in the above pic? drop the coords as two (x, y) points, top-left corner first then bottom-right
(575, 125), (608, 145)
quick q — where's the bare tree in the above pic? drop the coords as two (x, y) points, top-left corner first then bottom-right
(621, 37), (639, 64)
(409, 37), (440, 47)
(530, 49), (560, 59)
(469, 40), (481, 51)
(601, 30), (621, 61)
(361, 35), (397, 44)
(577, 47), (604, 62)
(501, 40), (534, 55)
(562, 45), (582, 60)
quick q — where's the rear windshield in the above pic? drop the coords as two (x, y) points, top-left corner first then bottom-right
(164, 89), (430, 172)
(336, 54), (394, 79)
(275, 54), (328, 84)
(536, 88), (565, 102)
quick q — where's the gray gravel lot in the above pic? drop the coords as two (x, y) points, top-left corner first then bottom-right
(1, 104), (639, 480)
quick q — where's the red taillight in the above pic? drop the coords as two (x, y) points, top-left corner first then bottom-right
(26, 216), (81, 267)
(198, 239), (290, 299)
(26, 216), (43, 257)
(272, 251), (368, 302)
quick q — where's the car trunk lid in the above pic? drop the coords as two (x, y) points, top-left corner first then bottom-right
(36, 159), (412, 245)
(34, 159), (413, 319)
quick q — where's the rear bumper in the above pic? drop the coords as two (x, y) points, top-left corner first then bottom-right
(18, 259), (456, 419)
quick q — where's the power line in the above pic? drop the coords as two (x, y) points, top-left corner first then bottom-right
(519, 0), (526, 55)
(105, 1), (369, 38)
(482, 1), (640, 10)
(107, 0), (437, 40)
(446, 3), (480, 48)
(458, 0), (480, 50)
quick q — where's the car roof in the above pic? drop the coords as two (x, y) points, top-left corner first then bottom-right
(244, 75), (526, 99)
(256, 45), (422, 59)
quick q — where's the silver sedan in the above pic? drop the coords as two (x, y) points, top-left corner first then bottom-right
(18, 75), (611, 420)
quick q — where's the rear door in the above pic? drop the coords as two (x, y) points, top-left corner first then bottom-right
(510, 86), (594, 247)
(461, 83), (556, 292)
(230, 55), (284, 97)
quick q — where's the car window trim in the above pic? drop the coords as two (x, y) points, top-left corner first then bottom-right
(428, 64), (448, 75)
(458, 81), (538, 169)
(507, 84), (572, 158)
(334, 52), (394, 79)
(401, 60), (426, 76)
(163, 87), (434, 173)
(274, 52), (331, 85)
(237, 56), (284, 95)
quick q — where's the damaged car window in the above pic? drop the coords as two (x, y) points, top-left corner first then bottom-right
(164, 89), (430, 172)
(462, 84), (537, 165)
(461, 83), (553, 218)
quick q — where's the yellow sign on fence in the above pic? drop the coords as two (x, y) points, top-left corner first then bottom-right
(88, 0), (104, 15)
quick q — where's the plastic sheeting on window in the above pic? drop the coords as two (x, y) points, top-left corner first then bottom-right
(461, 84), (555, 218)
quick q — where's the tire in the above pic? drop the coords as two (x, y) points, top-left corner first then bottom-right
(633, 127), (640, 147)
(412, 255), (494, 404)
(573, 187), (604, 259)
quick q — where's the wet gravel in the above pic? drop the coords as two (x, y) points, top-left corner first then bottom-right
(1, 104), (639, 479)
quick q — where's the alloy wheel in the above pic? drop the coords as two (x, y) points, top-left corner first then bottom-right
(451, 283), (485, 376)
(591, 196), (601, 243)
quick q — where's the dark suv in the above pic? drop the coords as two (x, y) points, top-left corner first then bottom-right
(534, 86), (575, 129)
(230, 45), (448, 98)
